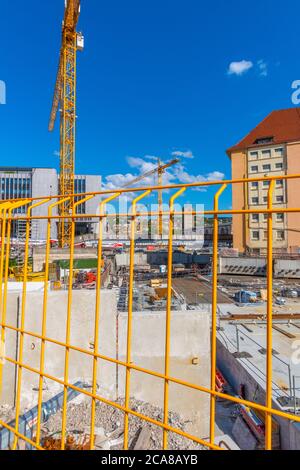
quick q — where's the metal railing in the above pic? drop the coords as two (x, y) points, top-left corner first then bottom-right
(0, 173), (300, 450)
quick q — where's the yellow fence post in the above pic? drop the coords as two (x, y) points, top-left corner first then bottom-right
(266, 180), (275, 450)
(12, 199), (51, 450)
(60, 194), (95, 450)
(163, 187), (186, 450)
(0, 200), (30, 397)
(90, 192), (120, 450)
(123, 190), (151, 450)
(210, 184), (227, 447)
(35, 197), (71, 446)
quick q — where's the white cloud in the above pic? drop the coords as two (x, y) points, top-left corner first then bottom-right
(257, 59), (268, 77)
(206, 171), (225, 181)
(102, 153), (225, 193)
(227, 60), (253, 76)
(171, 150), (194, 159)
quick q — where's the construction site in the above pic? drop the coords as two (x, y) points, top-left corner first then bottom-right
(2, 0), (300, 456)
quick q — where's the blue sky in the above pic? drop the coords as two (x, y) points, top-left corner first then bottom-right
(1, 0), (300, 209)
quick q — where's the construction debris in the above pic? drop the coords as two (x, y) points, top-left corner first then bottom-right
(43, 398), (206, 450)
(0, 406), (14, 425)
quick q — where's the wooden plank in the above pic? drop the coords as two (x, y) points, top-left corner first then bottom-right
(221, 314), (300, 321)
(272, 325), (296, 339)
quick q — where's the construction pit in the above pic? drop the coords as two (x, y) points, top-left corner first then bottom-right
(4, 243), (300, 450)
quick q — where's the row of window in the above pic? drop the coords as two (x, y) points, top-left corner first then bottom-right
(251, 230), (285, 241)
(251, 213), (284, 223)
(74, 178), (87, 214)
(250, 162), (284, 173)
(0, 177), (32, 214)
(249, 147), (284, 160)
(250, 180), (283, 189)
(251, 195), (284, 205)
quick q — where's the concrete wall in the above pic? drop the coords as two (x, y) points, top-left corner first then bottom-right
(1, 291), (117, 409)
(219, 256), (300, 279)
(1, 291), (211, 438)
(117, 311), (211, 436)
(115, 252), (148, 268)
(274, 258), (300, 278)
(115, 251), (211, 268)
(219, 256), (266, 276)
(1, 294), (19, 404)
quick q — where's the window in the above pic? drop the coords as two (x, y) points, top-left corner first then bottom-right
(276, 213), (284, 222)
(263, 214), (268, 221)
(262, 150), (271, 158)
(276, 195), (284, 203)
(252, 231), (260, 240)
(254, 137), (273, 145)
(251, 181), (259, 189)
(275, 148), (284, 156)
(263, 180), (270, 187)
(263, 196), (268, 203)
(251, 165), (259, 173)
(275, 163), (283, 169)
(277, 230), (285, 241)
(250, 151), (258, 159)
(252, 214), (259, 222)
(252, 197), (259, 205)
(262, 164), (271, 171)
(263, 231), (268, 240)
(276, 179), (283, 187)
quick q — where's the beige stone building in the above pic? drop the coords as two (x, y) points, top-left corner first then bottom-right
(227, 108), (300, 255)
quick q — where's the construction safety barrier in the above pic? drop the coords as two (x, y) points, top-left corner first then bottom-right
(0, 174), (300, 451)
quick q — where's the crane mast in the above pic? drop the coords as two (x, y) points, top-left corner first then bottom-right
(157, 159), (164, 238)
(49, 0), (83, 248)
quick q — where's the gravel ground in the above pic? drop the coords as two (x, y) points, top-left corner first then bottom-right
(43, 398), (206, 450)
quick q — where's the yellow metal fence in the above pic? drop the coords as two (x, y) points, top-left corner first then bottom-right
(0, 174), (299, 450)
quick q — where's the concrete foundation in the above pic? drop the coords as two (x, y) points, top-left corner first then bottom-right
(115, 252), (211, 268)
(219, 256), (300, 279)
(219, 256), (266, 276)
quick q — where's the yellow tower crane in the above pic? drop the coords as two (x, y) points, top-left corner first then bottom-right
(122, 158), (179, 237)
(49, 0), (84, 247)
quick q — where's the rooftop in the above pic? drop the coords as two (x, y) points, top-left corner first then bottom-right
(227, 107), (300, 156)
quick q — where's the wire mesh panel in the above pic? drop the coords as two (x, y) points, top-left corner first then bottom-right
(0, 175), (299, 450)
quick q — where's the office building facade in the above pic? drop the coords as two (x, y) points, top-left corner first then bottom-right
(0, 167), (101, 240)
(227, 108), (300, 255)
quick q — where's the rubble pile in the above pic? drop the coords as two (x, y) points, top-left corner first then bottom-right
(43, 398), (205, 450)
(0, 405), (14, 424)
